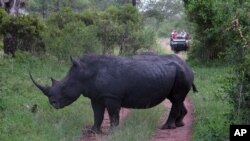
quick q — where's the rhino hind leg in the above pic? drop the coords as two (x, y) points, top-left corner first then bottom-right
(161, 102), (181, 129)
(91, 100), (105, 134)
(161, 90), (188, 129)
(175, 103), (187, 127)
(104, 98), (121, 131)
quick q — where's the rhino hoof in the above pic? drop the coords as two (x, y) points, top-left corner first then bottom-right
(88, 127), (102, 134)
(161, 124), (176, 129)
(175, 121), (185, 127)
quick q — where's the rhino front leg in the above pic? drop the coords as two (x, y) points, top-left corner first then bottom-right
(91, 100), (105, 133)
(104, 98), (121, 131)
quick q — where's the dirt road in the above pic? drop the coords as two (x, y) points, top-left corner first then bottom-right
(158, 38), (187, 60)
(150, 98), (194, 141)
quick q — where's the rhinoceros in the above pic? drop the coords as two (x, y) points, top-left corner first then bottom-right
(30, 53), (197, 133)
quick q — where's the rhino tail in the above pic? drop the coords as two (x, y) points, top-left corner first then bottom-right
(192, 84), (198, 93)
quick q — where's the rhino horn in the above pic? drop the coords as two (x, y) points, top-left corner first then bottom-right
(70, 56), (80, 67)
(29, 72), (50, 96)
(50, 77), (59, 86)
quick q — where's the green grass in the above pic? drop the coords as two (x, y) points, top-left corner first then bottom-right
(0, 52), (93, 141)
(107, 106), (165, 141)
(191, 64), (234, 141)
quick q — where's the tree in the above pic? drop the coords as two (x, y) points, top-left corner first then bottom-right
(183, 0), (231, 59)
(26, 0), (91, 18)
(0, 0), (26, 15)
(139, 0), (185, 36)
(132, 0), (136, 6)
(97, 4), (142, 55)
(140, 0), (183, 19)
(184, 0), (250, 124)
(0, 0), (45, 56)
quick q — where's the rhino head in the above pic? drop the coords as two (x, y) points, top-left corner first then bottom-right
(29, 58), (83, 109)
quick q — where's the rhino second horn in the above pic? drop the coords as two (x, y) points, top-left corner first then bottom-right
(51, 77), (59, 86)
(70, 56), (80, 67)
(29, 72), (50, 96)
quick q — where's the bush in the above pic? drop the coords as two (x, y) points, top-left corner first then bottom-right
(0, 10), (45, 56)
(123, 28), (156, 55)
(43, 8), (101, 60)
(185, 0), (250, 124)
(38, 5), (155, 59)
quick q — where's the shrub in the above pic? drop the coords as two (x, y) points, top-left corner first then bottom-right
(185, 0), (250, 124)
(0, 11), (45, 56)
(44, 8), (101, 60)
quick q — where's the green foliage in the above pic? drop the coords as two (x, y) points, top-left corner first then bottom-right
(43, 5), (153, 57)
(123, 27), (157, 55)
(185, 0), (250, 125)
(97, 4), (147, 55)
(0, 12), (45, 55)
(157, 17), (192, 37)
(191, 64), (234, 141)
(97, 5), (120, 54)
(43, 8), (101, 59)
(141, 0), (188, 38)
(184, 0), (221, 59)
(0, 8), (9, 32)
(184, 0), (249, 60)
(26, 0), (91, 17)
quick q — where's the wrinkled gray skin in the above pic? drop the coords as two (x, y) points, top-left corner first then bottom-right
(30, 53), (197, 133)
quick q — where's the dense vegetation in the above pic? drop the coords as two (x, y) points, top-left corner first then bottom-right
(1, 4), (156, 58)
(184, 0), (250, 124)
(183, 0), (250, 140)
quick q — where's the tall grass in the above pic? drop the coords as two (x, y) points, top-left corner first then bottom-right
(191, 64), (234, 141)
(0, 52), (93, 141)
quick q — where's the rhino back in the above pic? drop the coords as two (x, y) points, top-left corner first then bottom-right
(89, 58), (177, 109)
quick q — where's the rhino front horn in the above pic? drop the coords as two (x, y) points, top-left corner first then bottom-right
(29, 72), (50, 96)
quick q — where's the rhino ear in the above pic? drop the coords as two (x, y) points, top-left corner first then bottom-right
(70, 56), (80, 67)
(50, 77), (59, 86)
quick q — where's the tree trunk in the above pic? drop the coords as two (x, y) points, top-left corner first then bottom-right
(119, 33), (126, 55)
(3, 33), (17, 57)
(1, 0), (25, 16)
(0, 0), (5, 7)
(55, 0), (60, 11)
(132, 0), (136, 6)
